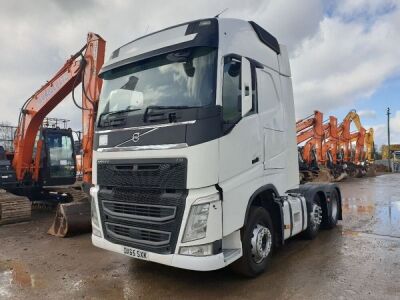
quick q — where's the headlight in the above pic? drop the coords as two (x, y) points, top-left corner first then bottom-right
(91, 197), (99, 228)
(182, 192), (220, 243)
(179, 243), (213, 256)
(182, 203), (210, 242)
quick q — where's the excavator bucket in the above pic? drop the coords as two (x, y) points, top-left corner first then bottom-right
(0, 191), (31, 225)
(48, 200), (91, 237)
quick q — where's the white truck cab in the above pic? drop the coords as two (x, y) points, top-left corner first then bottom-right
(90, 18), (342, 277)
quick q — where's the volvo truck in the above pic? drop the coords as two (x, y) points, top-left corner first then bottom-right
(90, 18), (342, 277)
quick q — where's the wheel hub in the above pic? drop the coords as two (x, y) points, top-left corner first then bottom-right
(251, 224), (272, 264)
(310, 203), (322, 229)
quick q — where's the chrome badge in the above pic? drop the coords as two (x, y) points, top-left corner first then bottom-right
(132, 132), (140, 142)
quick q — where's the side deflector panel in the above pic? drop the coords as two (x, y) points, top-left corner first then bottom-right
(256, 68), (286, 169)
(264, 129), (286, 169)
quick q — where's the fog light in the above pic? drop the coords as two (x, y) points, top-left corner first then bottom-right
(179, 243), (213, 256)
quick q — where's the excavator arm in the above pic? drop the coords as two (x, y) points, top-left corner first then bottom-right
(12, 33), (105, 186)
(350, 127), (366, 163)
(296, 111), (324, 164)
(322, 116), (339, 165)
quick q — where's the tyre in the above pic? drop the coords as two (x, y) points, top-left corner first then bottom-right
(231, 207), (274, 277)
(302, 194), (322, 240)
(323, 189), (339, 229)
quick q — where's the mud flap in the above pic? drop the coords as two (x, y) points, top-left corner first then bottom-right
(47, 201), (91, 237)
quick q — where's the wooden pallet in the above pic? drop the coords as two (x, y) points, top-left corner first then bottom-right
(0, 190), (31, 225)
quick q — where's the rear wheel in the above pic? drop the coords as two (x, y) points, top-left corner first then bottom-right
(324, 189), (339, 229)
(231, 207), (274, 277)
(303, 194), (322, 239)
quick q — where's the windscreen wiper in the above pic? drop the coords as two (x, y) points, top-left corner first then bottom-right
(98, 108), (141, 126)
(143, 105), (197, 123)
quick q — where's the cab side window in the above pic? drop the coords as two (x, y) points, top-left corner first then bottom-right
(222, 57), (241, 123)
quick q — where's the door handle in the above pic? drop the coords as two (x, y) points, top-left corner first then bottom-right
(252, 157), (259, 164)
(245, 85), (250, 96)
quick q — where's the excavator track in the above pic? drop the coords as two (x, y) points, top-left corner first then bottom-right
(0, 189), (31, 225)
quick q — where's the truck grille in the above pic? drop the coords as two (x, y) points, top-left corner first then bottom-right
(102, 201), (176, 222)
(105, 223), (171, 246)
(97, 158), (187, 189)
(97, 158), (187, 254)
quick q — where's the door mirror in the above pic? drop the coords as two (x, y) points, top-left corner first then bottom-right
(241, 58), (252, 116)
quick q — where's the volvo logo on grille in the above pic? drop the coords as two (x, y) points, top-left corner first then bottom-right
(132, 132), (140, 143)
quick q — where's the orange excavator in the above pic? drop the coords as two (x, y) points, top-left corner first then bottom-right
(0, 33), (105, 235)
(338, 110), (370, 177)
(296, 110), (365, 182)
(296, 111), (325, 182)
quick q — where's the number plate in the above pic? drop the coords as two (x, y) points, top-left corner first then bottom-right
(123, 246), (148, 260)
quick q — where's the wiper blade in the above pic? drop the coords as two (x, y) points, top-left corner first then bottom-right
(98, 108), (141, 123)
(143, 105), (197, 123)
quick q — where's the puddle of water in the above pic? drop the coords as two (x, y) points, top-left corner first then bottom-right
(374, 200), (400, 236)
(342, 230), (400, 242)
(342, 197), (375, 216)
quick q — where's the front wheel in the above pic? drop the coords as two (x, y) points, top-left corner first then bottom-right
(231, 207), (274, 277)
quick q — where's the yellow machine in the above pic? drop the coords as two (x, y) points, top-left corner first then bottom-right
(364, 128), (374, 162)
(343, 110), (374, 162)
(381, 144), (400, 159)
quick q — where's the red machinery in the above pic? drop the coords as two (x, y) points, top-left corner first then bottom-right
(296, 109), (370, 182)
(296, 111), (324, 166)
(0, 33), (105, 232)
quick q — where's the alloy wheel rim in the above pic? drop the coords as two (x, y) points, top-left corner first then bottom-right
(251, 224), (272, 264)
(310, 203), (322, 230)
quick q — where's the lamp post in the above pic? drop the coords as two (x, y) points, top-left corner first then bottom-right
(387, 107), (391, 172)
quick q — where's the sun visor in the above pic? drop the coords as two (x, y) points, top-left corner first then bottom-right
(100, 19), (218, 75)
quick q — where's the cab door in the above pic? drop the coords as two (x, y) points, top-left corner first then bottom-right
(40, 128), (76, 186)
(218, 55), (261, 182)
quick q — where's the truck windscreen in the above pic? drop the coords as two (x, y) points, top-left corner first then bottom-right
(97, 47), (217, 125)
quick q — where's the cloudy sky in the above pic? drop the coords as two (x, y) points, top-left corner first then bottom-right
(0, 0), (399, 146)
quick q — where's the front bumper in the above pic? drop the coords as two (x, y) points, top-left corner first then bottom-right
(92, 234), (226, 271)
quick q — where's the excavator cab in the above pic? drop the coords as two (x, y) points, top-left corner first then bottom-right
(39, 128), (76, 186)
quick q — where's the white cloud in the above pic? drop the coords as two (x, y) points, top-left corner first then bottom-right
(358, 109), (377, 119)
(291, 4), (400, 117)
(366, 110), (400, 147)
(0, 0), (322, 130)
(335, 0), (398, 19)
(0, 0), (398, 135)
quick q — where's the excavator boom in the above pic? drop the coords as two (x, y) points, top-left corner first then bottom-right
(12, 33), (105, 186)
(0, 33), (105, 232)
